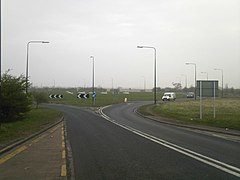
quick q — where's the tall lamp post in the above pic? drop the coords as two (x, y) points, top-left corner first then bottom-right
(181, 74), (187, 89)
(142, 76), (146, 92)
(90, 56), (95, 105)
(186, 62), (197, 100)
(214, 68), (223, 97)
(137, 46), (157, 104)
(201, 71), (208, 80)
(26, 41), (49, 93)
(0, 0), (2, 106)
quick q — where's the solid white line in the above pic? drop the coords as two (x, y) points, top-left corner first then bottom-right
(99, 107), (240, 177)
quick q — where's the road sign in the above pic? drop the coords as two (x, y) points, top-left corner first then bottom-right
(92, 92), (96, 98)
(196, 80), (218, 97)
(49, 94), (63, 99)
(77, 93), (89, 99)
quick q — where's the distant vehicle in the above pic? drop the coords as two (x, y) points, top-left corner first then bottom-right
(101, 92), (108, 95)
(162, 92), (176, 101)
(187, 92), (195, 98)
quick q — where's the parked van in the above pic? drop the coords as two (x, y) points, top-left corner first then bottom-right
(162, 92), (176, 101)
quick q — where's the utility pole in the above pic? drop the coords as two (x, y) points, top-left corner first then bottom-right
(186, 62), (197, 100)
(0, 0), (2, 111)
(90, 56), (95, 105)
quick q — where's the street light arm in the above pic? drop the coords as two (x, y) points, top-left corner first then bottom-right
(28, 41), (49, 44)
(185, 62), (196, 66)
(213, 68), (223, 72)
(137, 46), (156, 50)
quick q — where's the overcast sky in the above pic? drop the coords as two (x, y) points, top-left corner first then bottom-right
(2, 0), (240, 89)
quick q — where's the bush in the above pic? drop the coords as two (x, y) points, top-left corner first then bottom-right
(0, 72), (32, 123)
(32, 92), (49, 108)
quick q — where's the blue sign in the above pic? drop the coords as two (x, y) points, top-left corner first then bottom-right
(92, 92), (96, 98)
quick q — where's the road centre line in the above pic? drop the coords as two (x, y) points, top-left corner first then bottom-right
(100, 107), (240, 178)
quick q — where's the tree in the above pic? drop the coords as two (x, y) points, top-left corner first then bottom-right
(172, 82), (182, 90)
(32, 92), (48, 108)
(0, 72), (32, 123)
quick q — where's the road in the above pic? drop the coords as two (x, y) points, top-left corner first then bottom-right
(47, 102), (240, 180)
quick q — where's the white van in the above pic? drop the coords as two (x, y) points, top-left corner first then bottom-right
(162, 92), (176, 101)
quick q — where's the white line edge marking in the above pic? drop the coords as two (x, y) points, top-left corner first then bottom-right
(99, 107), (240, 177)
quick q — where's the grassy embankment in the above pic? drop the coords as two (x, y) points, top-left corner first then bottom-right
(0, 107), (62, 147)
(138, 98), (240, 130)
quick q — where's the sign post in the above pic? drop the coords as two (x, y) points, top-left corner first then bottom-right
(197, 80), (218, 120)
(200, 81), (202, 119)
(92, 92), (96, 105)
(214, 81), (216, 118)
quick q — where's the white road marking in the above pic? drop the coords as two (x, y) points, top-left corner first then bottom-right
(100, 107), (240, 178)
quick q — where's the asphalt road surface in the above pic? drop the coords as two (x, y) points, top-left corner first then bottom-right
(47, 102), (240, 180)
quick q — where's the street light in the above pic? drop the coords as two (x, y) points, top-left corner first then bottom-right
(186, 62), (197, 100)
(181, 74), (187, 89)
(141, 76), (146, 92)
(26, 41), (49, 93)
(201, 72), (208, 80)
(137, 46), (157, 104)
(90, 56), (95, 105)
(214, 68), (223, 97)
(0, 0), (2, 106)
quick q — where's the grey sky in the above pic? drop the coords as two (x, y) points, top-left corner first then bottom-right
(2, 0), (240, 89)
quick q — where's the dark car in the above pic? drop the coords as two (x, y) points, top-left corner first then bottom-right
(187, 92), (194, 98)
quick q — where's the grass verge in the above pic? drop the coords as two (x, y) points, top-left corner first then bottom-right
(0, 107), (62, 147)
(138, 98), (240, 130)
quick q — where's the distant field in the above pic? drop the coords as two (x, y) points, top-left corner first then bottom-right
(138, 97), (240, 130)
(45, 89), (190, 107)
(0, 108), (62, 146)
(47, 91), (159, 107)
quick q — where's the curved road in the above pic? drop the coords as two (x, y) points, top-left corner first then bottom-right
(47, 102), (240, 180)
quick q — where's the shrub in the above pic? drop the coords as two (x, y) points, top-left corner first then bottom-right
(32, 92), (49, 108)
(0, 72), (32, 123)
